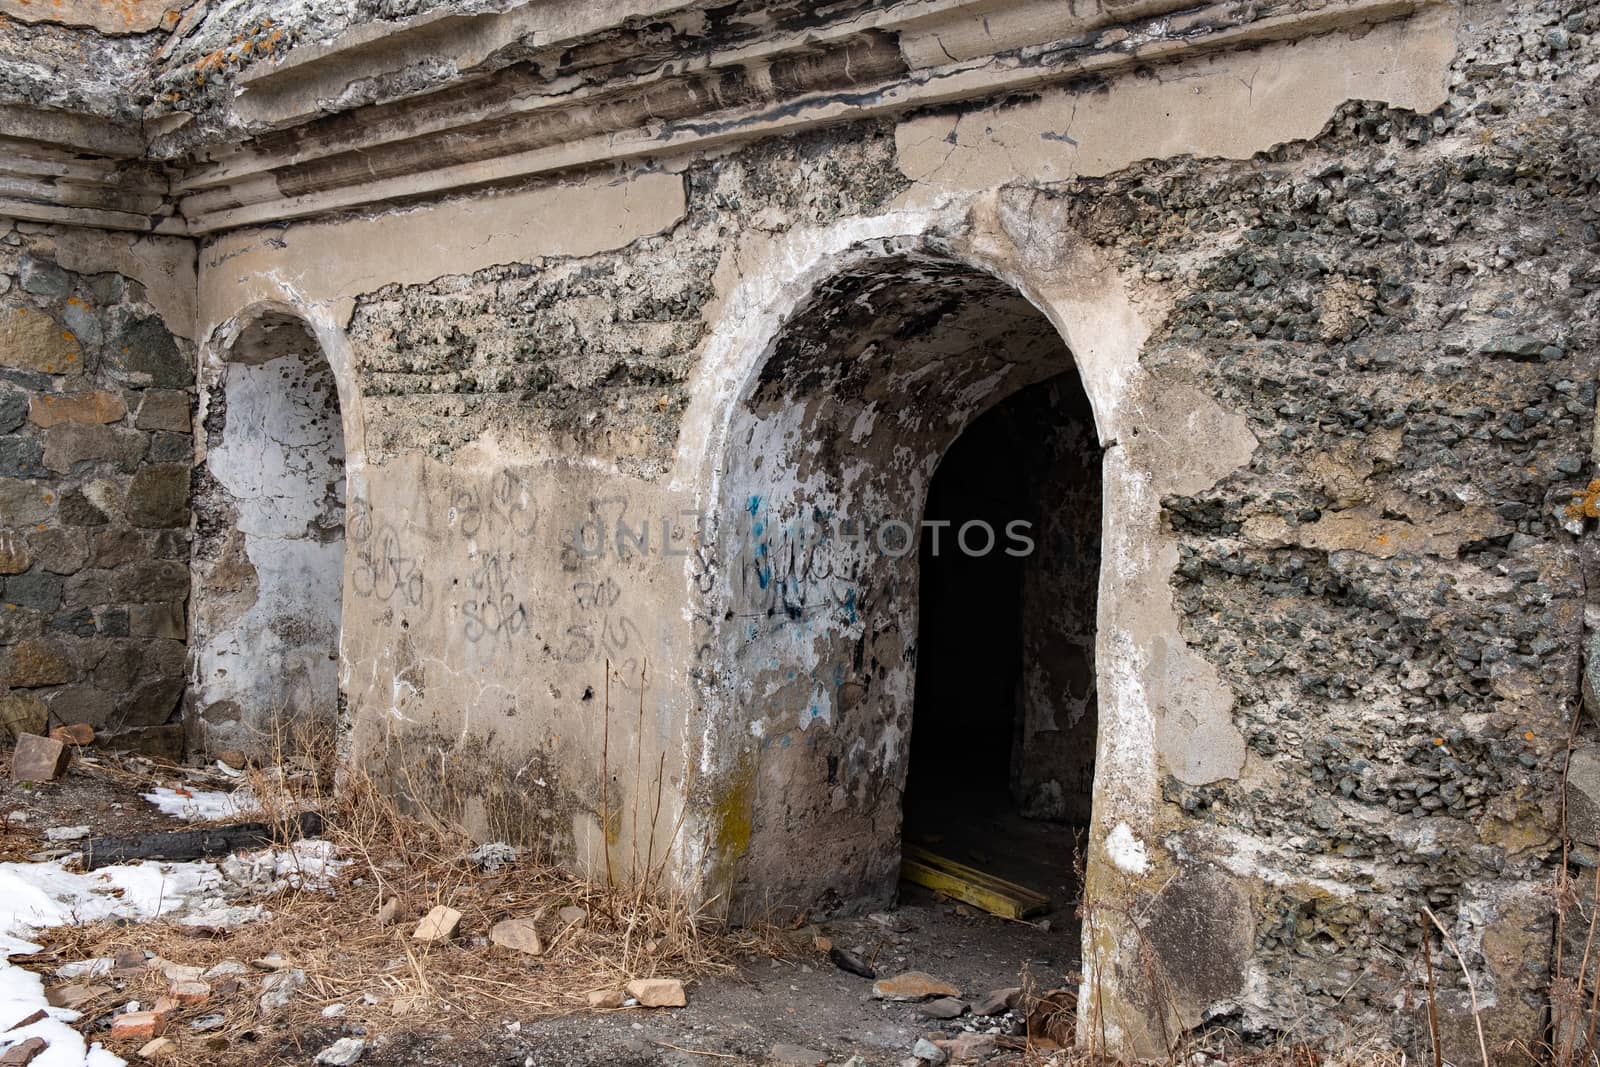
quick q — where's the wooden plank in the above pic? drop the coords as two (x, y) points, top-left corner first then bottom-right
(900, 847), (1050, 920)
(904, 846), (1052, 908)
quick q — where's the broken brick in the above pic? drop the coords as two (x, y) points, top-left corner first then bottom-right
(48, 723), (94, 747)
(110, 1010), (167, 1041)
(3, 1009), (45, 1031)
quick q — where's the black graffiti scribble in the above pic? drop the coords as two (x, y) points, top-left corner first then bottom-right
(462, 553), (528, 644)
(352, 525), (428, 610)
(573, 576), (622, 610)
(451, 470), (538, 539)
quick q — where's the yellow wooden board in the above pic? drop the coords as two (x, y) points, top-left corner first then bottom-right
(900, 846), (1051, 920)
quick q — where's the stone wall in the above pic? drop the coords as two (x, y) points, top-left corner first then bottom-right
(0, 225), (195, 757)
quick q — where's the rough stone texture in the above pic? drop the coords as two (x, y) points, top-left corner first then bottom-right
(0, 235), (195, 753)
(872, 972), (962, 1002)
(0, 307), (83, 376)
(1569, 746), (1600, 847)
(125, 464), (190, 528)
(411, 905), (461, 942)
(345, 126), (905, 468)
(0, 690), (46, 738)
(28, 390), (126, 428)
(136, 389), (192, 432)
(295, 5), (1589, 1053)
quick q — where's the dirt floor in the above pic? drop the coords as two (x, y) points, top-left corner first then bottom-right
(379, 894), (1077, 1067)
(247, 891), (1076, 1066)
(1, 750), (1088, 1067)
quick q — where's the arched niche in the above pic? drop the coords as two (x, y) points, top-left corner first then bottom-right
(191, 309), (347, 757)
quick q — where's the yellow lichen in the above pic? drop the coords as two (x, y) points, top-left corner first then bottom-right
(1566, 479), (1600, 520)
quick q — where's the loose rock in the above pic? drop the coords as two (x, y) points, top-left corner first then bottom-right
(918, 997), (967, 1020)
(258, 968), (305, 1013)
(941, 1033), (998, 1063)
(767, 1042), (828, 1066)
(46, 982), (110, 1009)
(871, 971), (960, 1002)
(315, 1037), (366, 1065)
(169, 980), (210, 1005)
(911, 1037), (947, 1065)
(971, 987), (1021, 1017)
(47, 723), (94, 747)
(10, 733), (70, 783)
(0, 1038), (47, 1066)
(489, 917), (544, 956)
(624, 977), (687, 1008)
(585, 988), (625, 1009)
(412, 905), (462, 942)
(137, 1037), (177, 1061)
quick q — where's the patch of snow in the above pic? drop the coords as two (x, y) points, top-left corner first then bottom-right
(141, 787), (259, 822)
(1105, 822), (1149, 876)
(0, 858), (226, 1067)
(0, 838), (339, 1066)
(0, 961), (123, 1067)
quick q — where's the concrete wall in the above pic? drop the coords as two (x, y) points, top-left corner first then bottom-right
(0, 223), (197, 757)
(172, 0), (1600, 1059)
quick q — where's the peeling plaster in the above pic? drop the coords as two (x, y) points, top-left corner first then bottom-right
(894, 6), (1457, 196)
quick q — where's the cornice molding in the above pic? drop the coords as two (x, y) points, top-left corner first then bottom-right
(0, 0), (1436, 238)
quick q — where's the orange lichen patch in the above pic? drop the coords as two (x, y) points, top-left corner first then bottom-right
(1565, 480), (1600, 520)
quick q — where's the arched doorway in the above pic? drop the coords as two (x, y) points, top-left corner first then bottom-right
(191, 310), (347, 757)
(698, 245), (1102, 923)
(903, 371), (1101, 913)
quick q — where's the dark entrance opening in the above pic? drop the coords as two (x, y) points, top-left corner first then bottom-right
(902, 369), (1102, 908)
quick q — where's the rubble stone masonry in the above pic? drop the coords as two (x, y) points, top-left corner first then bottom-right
(0, 226), (195, 757)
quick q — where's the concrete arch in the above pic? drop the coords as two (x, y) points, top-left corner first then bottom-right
(671, 203), (1249, 1054)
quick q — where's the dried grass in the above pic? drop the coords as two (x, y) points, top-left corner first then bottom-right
(25, 729), (746, 1066)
